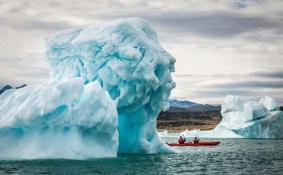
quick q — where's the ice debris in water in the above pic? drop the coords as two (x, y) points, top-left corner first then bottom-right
(181, 95), (283, 138)
(0, 17), (176, 159)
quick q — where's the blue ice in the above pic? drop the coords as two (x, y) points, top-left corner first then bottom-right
(0, 18), (176, 159)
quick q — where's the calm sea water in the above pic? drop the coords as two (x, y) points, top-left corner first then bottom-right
(0, 139), (283, 175)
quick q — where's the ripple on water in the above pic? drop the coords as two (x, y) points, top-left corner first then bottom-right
(0, 139), (283, 175)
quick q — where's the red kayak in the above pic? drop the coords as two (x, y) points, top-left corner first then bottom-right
(167, 141), (220, 147)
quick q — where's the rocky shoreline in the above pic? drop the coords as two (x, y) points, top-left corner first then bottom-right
(157, 106), (222, 132)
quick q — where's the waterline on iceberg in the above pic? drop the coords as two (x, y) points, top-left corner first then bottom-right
(0, 18), (176, 159)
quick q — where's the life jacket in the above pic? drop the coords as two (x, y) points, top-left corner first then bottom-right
(178, 138), (185, 144)
(193, 137), (200, 144)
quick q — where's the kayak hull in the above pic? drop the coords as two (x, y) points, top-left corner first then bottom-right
(167, 141), (220, 146)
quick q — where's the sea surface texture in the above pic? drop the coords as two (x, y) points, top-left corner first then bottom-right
(0, 139), (282, 174)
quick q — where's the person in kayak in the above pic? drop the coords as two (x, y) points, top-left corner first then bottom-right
(193, 136), (200, 144)
(178, 136), (186, 144)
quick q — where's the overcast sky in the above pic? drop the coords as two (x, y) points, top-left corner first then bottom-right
(0, 0), (283, 104)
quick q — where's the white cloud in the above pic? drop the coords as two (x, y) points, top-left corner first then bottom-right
(0, 0), (282, 104)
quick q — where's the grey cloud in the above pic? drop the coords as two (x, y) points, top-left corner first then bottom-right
(191, 89), (258, 98)
(0, 56), (49, 71)
(0, 54), (50, 86)
(0, 0), (283, 105)
(0, 17), (76, 32)
(152, 13), (279, 38)
(19, 19), (75, 31)
(189, 88), (283, 105)
(173, 74), (195, 78)
(2, 1), (282, 39)
(98, 11), (282, 39)
(249, 70), (283, 79)
(212, 80), (283, 89)
(18, 70), (50, 79)
(173, 73), (283, 104)
(174, 70), (283, 79)
(242, 31), (283, 43)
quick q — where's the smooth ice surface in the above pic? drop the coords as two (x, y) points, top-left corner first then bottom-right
(0, 18), (175, 159)
(182, 95), (283, 138)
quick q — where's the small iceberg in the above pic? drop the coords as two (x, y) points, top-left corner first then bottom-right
(181, 95), (283, 138)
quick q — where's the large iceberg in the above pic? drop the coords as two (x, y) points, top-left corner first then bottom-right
(0, 18), (176, 159)
(181, 95), (283, 138)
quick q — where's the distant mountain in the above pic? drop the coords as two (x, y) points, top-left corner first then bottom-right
(0, 84), (27, 95)
(158, 100), (222, 131)
(169, 99), (196, 108)
(158, 99), (282, 131)
(169, 99), (221, 112)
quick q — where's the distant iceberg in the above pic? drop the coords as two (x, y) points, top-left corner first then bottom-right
(0, 18), (175, 159)
(181, 95), (283, 138)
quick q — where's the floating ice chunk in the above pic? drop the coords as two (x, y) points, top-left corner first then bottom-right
(220, 95), (283, 138)
(181, 95), (283, 138)
(181, 127), (242, 139)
